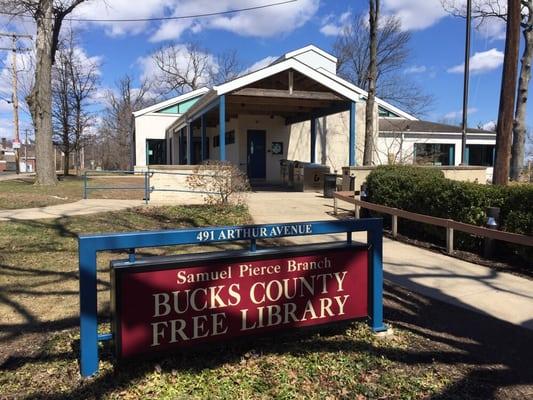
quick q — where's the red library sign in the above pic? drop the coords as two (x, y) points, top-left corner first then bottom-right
(111, 244), (369, 358)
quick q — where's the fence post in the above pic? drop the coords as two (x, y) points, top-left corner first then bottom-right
(79, 243), (98, 377)
(392, 215), (398, 238)
(368, 219), (386, 332)
(83, 172), (88, 199)
(144, 172), (148, 204)
(446, 226), (454, 254)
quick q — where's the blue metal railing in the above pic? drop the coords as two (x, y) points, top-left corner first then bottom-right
(83, 170), (150, 204)
(82, 169), (223, 203)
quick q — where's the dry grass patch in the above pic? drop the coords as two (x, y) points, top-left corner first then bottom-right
(0, 175), (145, 210)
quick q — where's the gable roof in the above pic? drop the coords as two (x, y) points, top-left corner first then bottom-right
(132, 87), (209, 118)
(315, 67), (417, 120)
(166, 45), (420, 132)
(379, 118), (495, 134)
(169, 56), (364, 129)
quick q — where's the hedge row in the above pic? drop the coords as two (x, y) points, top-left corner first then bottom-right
(365, 165), (533, 264)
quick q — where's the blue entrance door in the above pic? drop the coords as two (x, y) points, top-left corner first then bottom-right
(247, 130), (266, 180)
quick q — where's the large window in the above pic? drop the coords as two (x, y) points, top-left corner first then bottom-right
(414, 143), (454, 166)
(213, 130), (235, 147)
(147, 139), (167, 165)
(467, 144), (495, 166)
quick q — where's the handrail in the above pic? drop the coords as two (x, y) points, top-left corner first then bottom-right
(82, 169), (224, 202)
(333, 191), (533, 252)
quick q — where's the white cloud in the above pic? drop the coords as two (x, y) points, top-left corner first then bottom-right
(479, 18), (506, 41)
(72, 0), (170, 37)
(0, 100), (12, 113)
(319, 11), (351, 37)
(443, 107), (477, 120)
(0, 51), (34, 112)
(382, 0), (448, 31)
(0, 117), (14, 139)
(447, 48), (504, 74)
(481, 120), (496, 131)
(241, 55), (278, 75)
(404, 65), (427, 74)
(72, 0), (319, 41)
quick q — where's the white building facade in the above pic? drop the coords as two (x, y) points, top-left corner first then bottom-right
(132, 45), (496, 183)
(132, 88), (209, 170)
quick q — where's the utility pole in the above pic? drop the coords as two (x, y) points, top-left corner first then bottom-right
(460, 0), (472, 165)
(0, 32), (32, 174)
(493, 0), (520, 185)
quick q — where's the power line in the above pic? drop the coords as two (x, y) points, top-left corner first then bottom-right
(0, 0), (297, 22)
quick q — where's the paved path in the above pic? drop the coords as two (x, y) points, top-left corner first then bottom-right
(0, 199), (144, 221)
(0, 172), (34, 181)
(248, 190), (533, 331)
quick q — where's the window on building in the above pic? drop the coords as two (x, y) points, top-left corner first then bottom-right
(378, 106), (400, 118)
(213, 130), (235, 148)
(466, 144), (495, 166)
(147, 139), (167, 165)
(414, 143), (454, 166)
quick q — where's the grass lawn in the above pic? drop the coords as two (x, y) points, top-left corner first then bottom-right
(0, 175), (145, 209)
(0, 205), (531, 399)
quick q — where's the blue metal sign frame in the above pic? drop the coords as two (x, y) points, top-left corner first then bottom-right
(78, 218), (385, 378)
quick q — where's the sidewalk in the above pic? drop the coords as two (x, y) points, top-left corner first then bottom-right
(0, 172), (34, 181)
(248, 190), (533, 331)
(0, 199), (144, 221)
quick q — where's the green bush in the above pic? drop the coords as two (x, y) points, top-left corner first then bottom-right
(365, 165), (533, 264)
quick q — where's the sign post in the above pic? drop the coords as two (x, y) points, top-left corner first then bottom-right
(78, 219), (385, 377)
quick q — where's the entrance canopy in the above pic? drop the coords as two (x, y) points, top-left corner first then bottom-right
(168, 55), (360, 166)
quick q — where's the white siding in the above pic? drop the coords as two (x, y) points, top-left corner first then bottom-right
(134, 113), (180, 168)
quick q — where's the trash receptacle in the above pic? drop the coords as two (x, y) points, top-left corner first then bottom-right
(293, 162), (304, 191)
(280, 159), (289, 187)
(287, 160), (296, 189)
(342, 167), (356, 192)
(323, 173), (339, 198)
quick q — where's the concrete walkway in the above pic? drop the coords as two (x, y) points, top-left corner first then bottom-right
(248, 190), (533, 331)
(0, 199), (144, 221)
(0, 172), (34, 181)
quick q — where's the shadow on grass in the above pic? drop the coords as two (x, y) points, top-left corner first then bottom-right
(1, 282), (531, 400)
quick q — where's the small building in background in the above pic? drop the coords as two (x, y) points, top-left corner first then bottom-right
(378, 119), (496, 181)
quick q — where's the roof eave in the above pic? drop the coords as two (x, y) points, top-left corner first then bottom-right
(132, 87), (210, 118)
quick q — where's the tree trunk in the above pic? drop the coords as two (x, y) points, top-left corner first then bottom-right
(63, 148), (70, 176)
(364, 0), (379, 165)
(27, 0), (57, 185)
(493, 0), (520, 186)
(510, 27), (533, 180)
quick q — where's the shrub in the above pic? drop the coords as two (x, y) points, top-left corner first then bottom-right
(186, 161), (250, 206)
(365, 165), (533, 264)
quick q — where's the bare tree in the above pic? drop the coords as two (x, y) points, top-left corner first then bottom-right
(66, 31), (99, 173)
(51, 40), (73, 176)
(50, 30), (99, 175)
(152, 42), (211, 95)
(209, 49), (242, 85)
(99, 75), (153, 170)
(1, 0), (88, 185)
(334, 12), (433, 117)
(442, 0), (533, 180)
(364, 0), (379, 166)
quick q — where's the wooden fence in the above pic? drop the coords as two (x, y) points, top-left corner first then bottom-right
(333, 191), (533, 254)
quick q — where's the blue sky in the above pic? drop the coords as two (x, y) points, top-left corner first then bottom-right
(0, 0), (521, 139)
